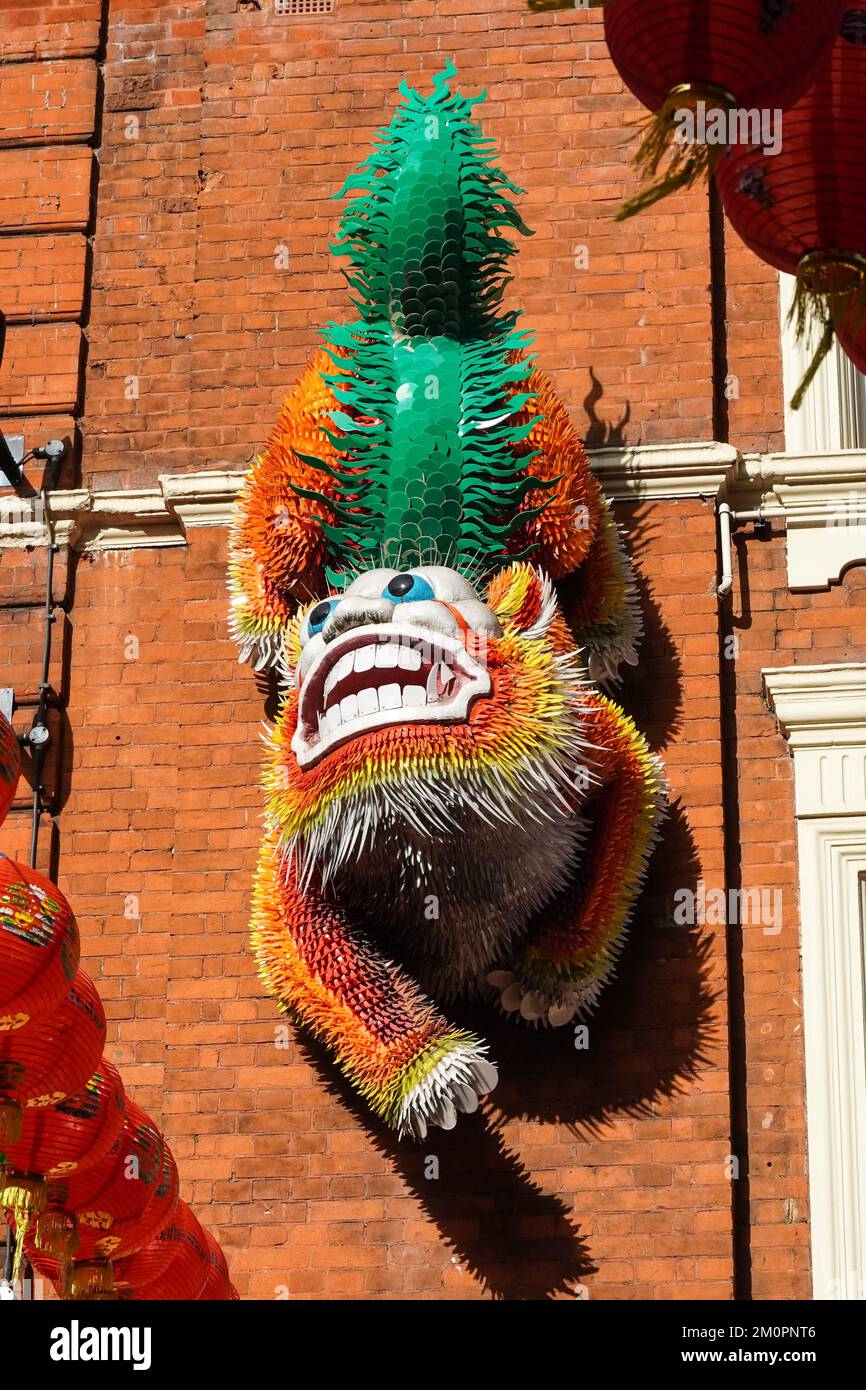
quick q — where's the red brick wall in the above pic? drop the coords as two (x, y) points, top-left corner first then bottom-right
(1, 0), (858, 1301)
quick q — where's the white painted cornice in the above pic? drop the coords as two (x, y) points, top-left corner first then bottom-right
(736, 451), (866, 589)
(0, 470), (246, 551)
(0, 443), (741, 552)
(1, 446), (866, 595)
(763, 664), (866, 755)
(159, 470), (246, 530)
(590, 441), (738, 500)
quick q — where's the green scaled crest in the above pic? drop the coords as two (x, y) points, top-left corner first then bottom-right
(330, 57), (533, 339)
(292, 61), (553, 584)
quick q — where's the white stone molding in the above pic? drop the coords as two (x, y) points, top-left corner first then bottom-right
(1, 445), (866, 594)
(764, 663), (866, 1301)
(2, 445), (741, 552)
(734, 451), (866, 590)
(0, 470), (246, 551)
(589, 441), (739, 500)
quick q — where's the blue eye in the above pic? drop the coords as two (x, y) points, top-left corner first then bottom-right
(306, 598), (337, 636)
(383, 572), (435, 604)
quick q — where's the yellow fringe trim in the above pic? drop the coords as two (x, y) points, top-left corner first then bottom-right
(62, 1259), (116, 1300)
(35, 1208), (79, 1259)
(0, 1174), (47, 1284)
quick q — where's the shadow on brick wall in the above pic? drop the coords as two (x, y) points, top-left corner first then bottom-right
(292, 797), (715, 1300)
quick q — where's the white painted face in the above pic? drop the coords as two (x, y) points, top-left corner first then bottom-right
(291, 565), (503, 769)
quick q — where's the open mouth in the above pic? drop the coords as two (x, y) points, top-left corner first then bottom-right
(291, 624), (491, 769)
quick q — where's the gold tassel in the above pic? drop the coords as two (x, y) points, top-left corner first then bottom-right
(0, 1174), (47, 1284)
(788, 252), (866, 410)
(0, 1101), (23, 1144)
(617, 83), (736, 222)
(34, 1207), (79, 1259)
(62, 1258), (116, 1300)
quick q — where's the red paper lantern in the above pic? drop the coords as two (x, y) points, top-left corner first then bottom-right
(40, 1101), (178, 1269)
(1, 1060), (125, 1261)
(606, 0), (845, 116)
(115, 1201), (210, 1300)
(0, 970), (106, 1145)
(715, 7), (866, 402)
(0, 857), (80, 1030)
(2, 1059), (125, 1183)
(0, 714), (21, 827)
(198, 1228), (238, 1301)
(605, 0), (848, 217)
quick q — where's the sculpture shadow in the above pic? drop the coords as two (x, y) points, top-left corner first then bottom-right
(290, 796), (715, 1301)
(614, 503), (687, 749)
(581, 367), (631, 450)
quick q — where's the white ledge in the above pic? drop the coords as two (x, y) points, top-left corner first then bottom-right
(738, 451), (866, 589)
(763, 664), (866, 753)
(0, 470), (246, 551)
(1, 445), (866, 594)
(590, 441), (738, 500)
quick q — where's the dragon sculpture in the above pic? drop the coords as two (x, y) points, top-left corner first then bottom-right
(228, 64), (665, 1141)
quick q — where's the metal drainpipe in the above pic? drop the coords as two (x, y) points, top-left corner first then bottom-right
(715, 497), (786, 1298)
(717, 502), (778, 598)
(27, 542), (58, 871)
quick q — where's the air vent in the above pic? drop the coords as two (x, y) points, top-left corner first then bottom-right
(275, 0), (334, 14)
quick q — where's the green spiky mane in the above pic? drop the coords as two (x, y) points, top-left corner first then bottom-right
(294, 60), (553, 587)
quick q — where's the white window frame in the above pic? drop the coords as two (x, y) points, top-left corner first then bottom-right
(779, 272), (866, 455)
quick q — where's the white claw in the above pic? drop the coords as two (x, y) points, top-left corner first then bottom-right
(486, 970), (515, 989)
(500, 983), (523, 1013)
(471, 1060), (499, 1095)
(519, 990), (546, 1021)
(436, 1099), (457, 1131)
(547, 1002), (577, 1028)
(453, 1083), (479, 1115)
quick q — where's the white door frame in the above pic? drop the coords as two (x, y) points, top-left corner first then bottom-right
(764, 664), (866, 1299)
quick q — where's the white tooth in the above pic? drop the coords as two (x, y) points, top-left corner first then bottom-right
(379, 683), (401, 710)
(357, 687), (379, 716)
(397, 646), (422, 672)
(324, 653), (354, 701)
(375, 645), (399, 669)
(402, 685), (426, 708)
(355, 646), (375, 673)
(318, 713), (327, 740)
(326, 706), (342, 733)
(340, 694), (359, 724)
